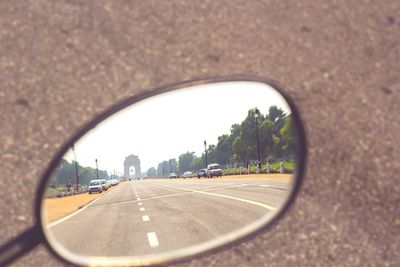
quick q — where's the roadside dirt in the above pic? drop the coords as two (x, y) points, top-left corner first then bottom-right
(43, 181), (126, 223)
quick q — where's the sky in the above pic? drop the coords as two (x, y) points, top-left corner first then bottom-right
(63, 81), (291, 175)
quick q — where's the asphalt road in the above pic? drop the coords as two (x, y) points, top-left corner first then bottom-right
(47, 177), (291, 257)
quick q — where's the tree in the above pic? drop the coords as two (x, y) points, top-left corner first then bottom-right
(98, 170), (109, 180)
(215, 134), (233, 165)
(230, 123), (241, 139)
(55, 160), (76, 184)
(168, 159), (178, 173)
(232, 135), (250, 165)
(268, 106), (286, 122)
(147, 167), (157, 177)
(238, 108), (260, 160)
(157, 161), (169, 177)
(178, 152), (195, 172)
(279, 116), (294, 158)
(190, 156), (203, 171)
(259, 119), (274, 159)
(206, 144), (218, 164)
(53, 159), (110, 185)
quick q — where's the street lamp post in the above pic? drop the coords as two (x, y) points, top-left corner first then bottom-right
(72, 145), (79, 192)
(95, 159), (99, 180)
(255, 109), (261, 174)
(204, 140), (208, 169)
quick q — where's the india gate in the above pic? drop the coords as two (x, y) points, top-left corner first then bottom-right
(123, 154), (142, 179)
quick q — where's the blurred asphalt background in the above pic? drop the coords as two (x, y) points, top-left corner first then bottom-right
(0, 1), (399, 266)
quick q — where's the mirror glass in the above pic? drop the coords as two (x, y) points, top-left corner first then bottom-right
(40, 81), (303, 266)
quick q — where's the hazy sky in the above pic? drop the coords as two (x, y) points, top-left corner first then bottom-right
(64, 81), (291, 174)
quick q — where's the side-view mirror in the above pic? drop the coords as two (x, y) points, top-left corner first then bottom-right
(0, 77), (306, 267)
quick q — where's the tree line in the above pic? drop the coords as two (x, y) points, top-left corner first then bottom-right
(148, 106), (295, 177)
(49, 159), (115, 186)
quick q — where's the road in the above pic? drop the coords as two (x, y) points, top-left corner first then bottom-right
(46, 177), (291, 257)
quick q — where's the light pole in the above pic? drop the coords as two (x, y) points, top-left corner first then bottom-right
(72, 145), (79, 192)
(204, 140), (208, 169)
(255, 108), (261, 174)
(95, 159), (99, 180)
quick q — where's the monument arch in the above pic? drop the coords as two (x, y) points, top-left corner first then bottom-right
(124, 154), (141, 179)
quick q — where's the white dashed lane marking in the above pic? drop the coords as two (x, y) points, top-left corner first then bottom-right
(138, 202), (142, 206)
(142, 215), (150, 221)
(147, 232), (159, 247)
(140, 207), (145, 211)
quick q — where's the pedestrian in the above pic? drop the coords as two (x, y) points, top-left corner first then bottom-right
(266, 162), (271, 174)
(280, 162), (286, 174)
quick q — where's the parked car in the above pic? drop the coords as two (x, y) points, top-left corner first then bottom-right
(88, 180), (102, 194)
(183, 171), (193, 178)
(197, 169), (208, 178)
(207, 163), (223, 177)
(99, 179), (109, 191)
(169, 173), (177, 178)
(109, 179), (119, 186)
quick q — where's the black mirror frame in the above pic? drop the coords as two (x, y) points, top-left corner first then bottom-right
(5, 76), (307, 267)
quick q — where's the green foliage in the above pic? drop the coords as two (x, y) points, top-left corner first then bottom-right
(232, 135), (250, 164)
(168, 159), (178, 173)
(215, 134), (233, 165)
(224, 161), (295, 174)
(190, 156), (204, 171)
(147, 167), (157, 177)
(228, 106), (294, 165)
(50, 160), (109, 186)
(157, 161), (169, 177)
(178, 152), (195, 172)
(268, 106), (286, 122)
(152, 106), (295, 176)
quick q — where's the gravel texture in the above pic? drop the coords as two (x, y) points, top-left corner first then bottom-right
(1, 1), (399, 266)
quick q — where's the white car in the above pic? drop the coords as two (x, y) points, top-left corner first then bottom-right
(207, 163), (223, 177)
(183, 171), (193, 178)
(109, 179), (119, 186)
(88, 180), (102, 194)
(99, 179), (109, 191)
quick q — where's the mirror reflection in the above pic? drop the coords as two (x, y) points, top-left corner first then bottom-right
(41, 81), (299, 261)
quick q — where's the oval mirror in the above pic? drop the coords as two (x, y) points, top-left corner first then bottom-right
(38, 79), (306, 266)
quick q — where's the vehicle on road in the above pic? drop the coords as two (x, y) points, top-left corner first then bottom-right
(88, 180), (102, 194)
(207, 163), (223, 178)
(99, 179), (109, 191)
(169, 173), (178, 178)
(197, 169), (208, 178)
(109, 179), (119, 186)
(183, 171), (193, 178)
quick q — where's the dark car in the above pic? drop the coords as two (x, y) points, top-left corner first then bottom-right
(197, 169), (208, 178)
